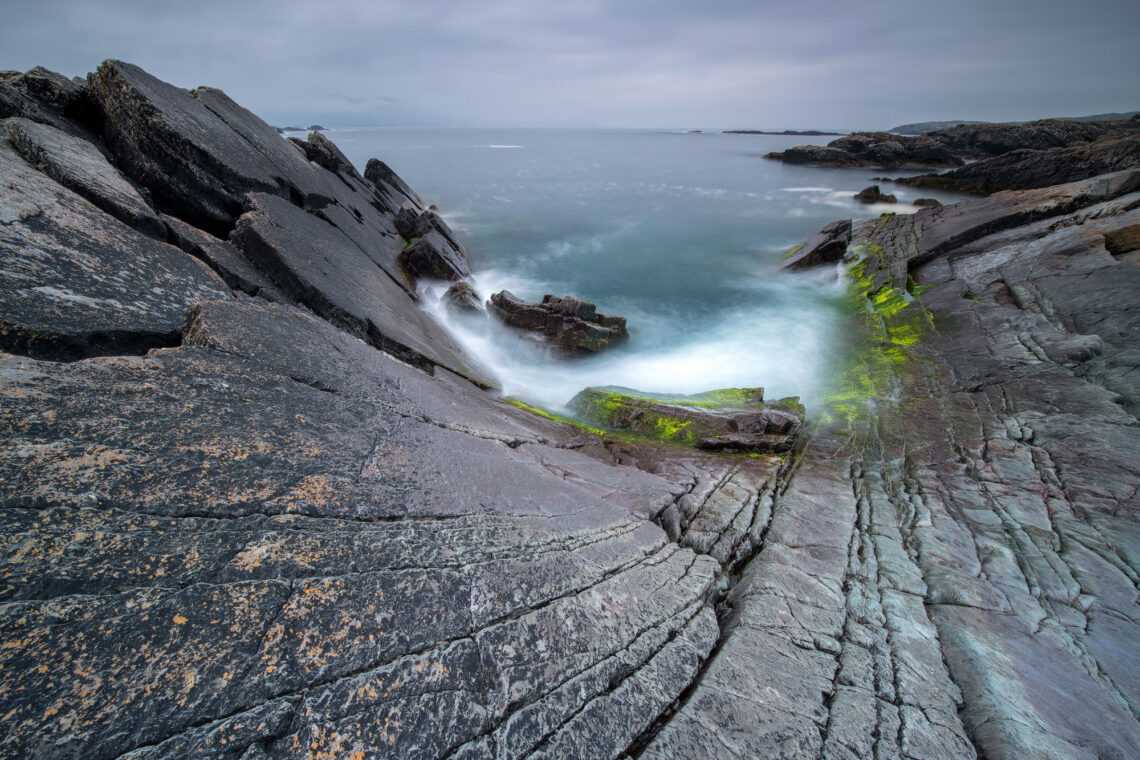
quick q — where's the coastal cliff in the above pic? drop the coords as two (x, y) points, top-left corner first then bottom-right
(2, 62), (1139, 760)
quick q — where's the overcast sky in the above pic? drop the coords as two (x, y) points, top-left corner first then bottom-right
(2, 0), (1137, 130)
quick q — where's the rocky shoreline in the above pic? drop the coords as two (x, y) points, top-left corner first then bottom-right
(2, 62), (1139, 760)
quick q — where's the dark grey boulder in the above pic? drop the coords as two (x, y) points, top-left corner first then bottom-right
(0, 66), (97, 135)
(161, 213), (287, 301)
(87, 61), (374, 236)
(854, 185), (897, 203)
(400, 230), (471, 282)
(365, 157), (425, 213)
(288, 129), (360, 179)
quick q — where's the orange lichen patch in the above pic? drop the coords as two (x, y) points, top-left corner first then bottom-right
(271, 474), (348, 513)
(173, 435), (275, 462)
(231, 534), (288, 571)
(173, 614), (188, 625)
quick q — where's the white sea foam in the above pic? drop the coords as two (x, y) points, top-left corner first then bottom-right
(421, 265), (846, 413)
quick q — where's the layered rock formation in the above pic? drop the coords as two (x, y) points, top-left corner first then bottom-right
(2, 60), (1139, 760)
(894, 133), (1140, 194)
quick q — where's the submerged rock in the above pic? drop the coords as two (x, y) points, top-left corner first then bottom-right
(569, 386), (803, 453)
(488, 291), (628, 352)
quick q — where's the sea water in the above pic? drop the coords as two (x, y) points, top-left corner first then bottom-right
(329, 128), (968, 412)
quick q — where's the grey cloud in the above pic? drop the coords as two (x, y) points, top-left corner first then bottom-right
(0, 0), (1137, 129)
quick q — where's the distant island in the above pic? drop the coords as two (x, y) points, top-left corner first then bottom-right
(724, 129), (844, 136)
(273, 123), (326, 133)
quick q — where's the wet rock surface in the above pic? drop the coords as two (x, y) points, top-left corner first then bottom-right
(488, 291), (629, 352)
(2, 61), (1140, 760)
(443, 280), (484, 312)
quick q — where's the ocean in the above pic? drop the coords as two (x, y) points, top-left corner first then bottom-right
(326, 128), (969, 412)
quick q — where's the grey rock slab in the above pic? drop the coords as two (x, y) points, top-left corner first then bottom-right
(0, 138), (231, 360)
(5, 115), (165, 237)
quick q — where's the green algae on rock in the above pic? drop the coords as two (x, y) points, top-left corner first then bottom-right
(569, 386), (803, 453)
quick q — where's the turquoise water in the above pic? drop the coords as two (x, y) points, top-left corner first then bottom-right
(330, 129), (968, 410)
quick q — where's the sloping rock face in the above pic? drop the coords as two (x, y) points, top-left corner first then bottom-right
(0, 133), (231, 360)
(3, 60), (1140, 760)
(488, 291), (629, 352)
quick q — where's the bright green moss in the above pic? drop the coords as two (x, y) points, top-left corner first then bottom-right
(818, 242), (934, 424)
(653, 416), (695, 443)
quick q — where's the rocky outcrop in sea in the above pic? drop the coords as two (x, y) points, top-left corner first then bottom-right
(2, 61), (1139, 760)
(488, 291), (629, 352)
(765, 114), (1140, 181)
